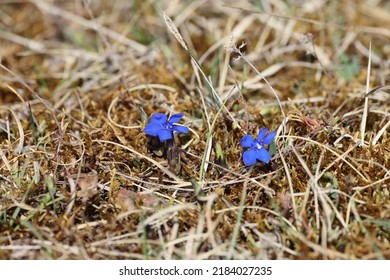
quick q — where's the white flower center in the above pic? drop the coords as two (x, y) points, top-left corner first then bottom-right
(162, 122), (173, 130)
(255, 142), (262, 150)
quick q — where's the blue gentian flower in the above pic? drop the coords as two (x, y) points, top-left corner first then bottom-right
(240, 128), (276, 166)
(144, 113), (189, 142)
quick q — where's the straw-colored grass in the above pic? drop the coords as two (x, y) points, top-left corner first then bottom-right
(0, 0), (389, 260)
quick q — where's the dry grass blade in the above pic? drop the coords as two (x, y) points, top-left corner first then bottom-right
(0, 29), (45, 52)
(0, 147), (12, 172)
(360, 42), (372, 146)
(227, 178), (248, 259)
(139, 204), (197, 231)
(279, 149), (298, 222)
(163, 12), (188, 51)
(31, 0), (146, 54)
(372, 119), (389, 146)
(7, 108), (24, 154)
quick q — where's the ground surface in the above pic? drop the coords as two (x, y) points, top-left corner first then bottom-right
(0, 0), (389, 259)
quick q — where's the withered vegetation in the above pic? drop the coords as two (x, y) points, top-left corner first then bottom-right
(0, 0), (389, 260)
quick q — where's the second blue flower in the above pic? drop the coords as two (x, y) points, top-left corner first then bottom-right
(240, 128), (276, 167)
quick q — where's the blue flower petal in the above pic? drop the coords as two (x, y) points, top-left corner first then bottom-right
(240, 135), (255, 148)
(157, 129), (173, 141)
(172, 125), (189, 134)
(243, 149), (257, 167)
(257, 128), (268, 142)
(169, 113), (184, 124)
(255, 147), (271, 163)
(263, 130), (276, 145)
(150, 113), (167, 125)
(144, 112), (189, 142)
(143, 123), (162, 137)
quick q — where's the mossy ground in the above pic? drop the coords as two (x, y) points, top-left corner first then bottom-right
(0, 0), (389, 259)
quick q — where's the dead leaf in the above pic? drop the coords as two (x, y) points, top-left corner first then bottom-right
(116, 189), (136, 212)
(116, 188), (164, 212)
(77, 172), (99, 203)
